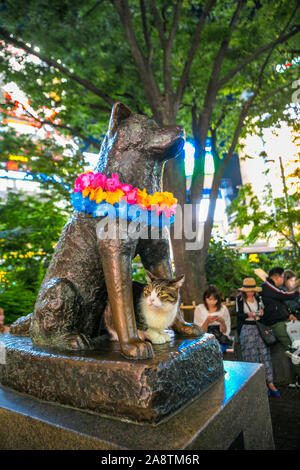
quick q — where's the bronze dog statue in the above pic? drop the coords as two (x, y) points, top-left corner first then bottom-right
(29, 102), (202, 359)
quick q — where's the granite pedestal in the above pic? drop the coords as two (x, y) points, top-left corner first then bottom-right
(0, 332), (224, 424)
(0, 333), (274, 449)
(0, 360), (274, 450)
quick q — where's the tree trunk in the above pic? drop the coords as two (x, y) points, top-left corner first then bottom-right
(164, 151), (209, 320)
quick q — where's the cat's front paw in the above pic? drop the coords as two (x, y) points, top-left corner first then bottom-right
(162, 332), (172, 342)
(120, 338), (154, 360)
(146, 329), (170, 344)
(151, 334), (167, 344)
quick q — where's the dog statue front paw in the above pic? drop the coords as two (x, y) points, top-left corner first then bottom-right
(120, 338), (154, 360)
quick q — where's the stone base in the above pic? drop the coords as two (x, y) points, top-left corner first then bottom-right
(0, 332), (224, 424)
(0, 361), (274, 450)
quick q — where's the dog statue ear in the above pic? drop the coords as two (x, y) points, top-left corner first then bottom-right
(108, 102), (133, 138)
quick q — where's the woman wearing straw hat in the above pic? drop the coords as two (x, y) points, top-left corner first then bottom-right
(236, 278), (280, 397)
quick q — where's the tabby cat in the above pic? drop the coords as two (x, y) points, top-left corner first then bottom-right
(104, 270), (185, 344)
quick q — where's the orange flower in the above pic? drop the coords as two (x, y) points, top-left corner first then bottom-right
(95, 187), (106, 203)
(88, 188), (97, 201)
(82, 187), (91, 198)
(105, 188), (125, 205)
(137, 188), (151, 208)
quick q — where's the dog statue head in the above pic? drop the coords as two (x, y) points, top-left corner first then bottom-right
(94, 103), (185, 192)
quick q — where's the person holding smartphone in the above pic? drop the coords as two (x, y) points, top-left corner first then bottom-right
(194, 285), (232, 354)
(236, 277), (279, 396)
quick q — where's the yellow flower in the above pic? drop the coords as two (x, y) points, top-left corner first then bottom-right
(161, 191), (177, 206)
(149, 191), (176, 207)
(95, 187), (106, 203)
(148, 193), (159, 205)
(105, 188), (124, 205)
(137, 188), (151, 207)
(88, 188), (98, 201)
(82, 187), (90, 198)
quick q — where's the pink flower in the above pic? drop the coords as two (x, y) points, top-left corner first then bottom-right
(153, 205), (162, 215)
(121, 183), (133, 193)
(105, 173), (122, 191)
(93, 173), (107, 189)
(122, 187), (138, 205)
(162, 204), (177, 218)
(74, 172), (95, 192)
(162, 207), (172, 218)
(169, 203), (177, 215)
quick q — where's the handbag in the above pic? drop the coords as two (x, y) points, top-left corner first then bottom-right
(244, 298), (276, 346)
(207, 325), (233, 346)
(256, 320), (276, 346)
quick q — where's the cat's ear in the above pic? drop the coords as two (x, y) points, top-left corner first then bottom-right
(145, 270), (156, 284)
(108, 102), (133, 138)
(172, 274), (185, 289)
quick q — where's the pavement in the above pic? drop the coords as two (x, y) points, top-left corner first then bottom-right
(268, 384), (300, 450)
(229, 383), (300, 450)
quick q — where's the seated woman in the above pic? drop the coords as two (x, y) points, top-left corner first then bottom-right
(194, 285), (233, 354)
(236, 277), (279, 397)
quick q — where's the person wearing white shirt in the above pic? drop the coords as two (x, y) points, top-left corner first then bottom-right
(194, 285), (232, 353)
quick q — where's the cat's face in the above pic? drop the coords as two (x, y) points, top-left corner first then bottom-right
(143, 271), (185, 310)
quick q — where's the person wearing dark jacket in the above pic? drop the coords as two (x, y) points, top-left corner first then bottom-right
(261, 267), (299, 326)
(261, 266), (300, 383)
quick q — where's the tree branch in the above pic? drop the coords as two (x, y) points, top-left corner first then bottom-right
(111, 0), (164, 123)
(83, 103), (112, 113)
(21, 106), (99, 147)
(218, 26), (300, 89)
(168, 1), (184, 47)
(47, 122), (99, 148)
(202, 42), (278, 252)
(140, 0), (153, 64)
(148, 0), (166, 47)
(190, 0), (247, 205)
(267, 79), (296, 102)
(0, 26), (115, 106)
(175, 0), (217, 109)
(198, 0), (247, 133)
(82, 0), (106, 19)
(147, 0), (184, 117)
(276, 228), (298, 248)
(164, 1), (184, 99)
(217, 43), (276, 184)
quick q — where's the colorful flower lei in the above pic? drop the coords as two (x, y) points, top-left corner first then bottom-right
(71, 171), (177, 227)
